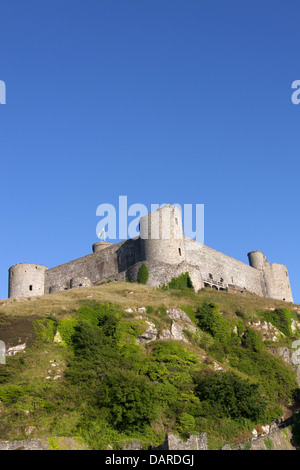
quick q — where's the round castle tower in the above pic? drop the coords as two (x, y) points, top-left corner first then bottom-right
(139, 205), (185, 265)
(8, 263), (48, 299)
(92, 241), (114, 253)
(247, 250), (267, 270)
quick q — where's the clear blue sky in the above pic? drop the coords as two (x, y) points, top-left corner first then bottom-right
(0, 0), (299, 303)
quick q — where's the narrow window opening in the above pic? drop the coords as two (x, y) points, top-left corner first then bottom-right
(209, 273), (213, 280)
(29, 285), (33, 291)
(178, 248), (181, 256)
(175, 218), (178, 225)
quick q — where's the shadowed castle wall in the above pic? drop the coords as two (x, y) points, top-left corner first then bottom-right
(44, 238), (141, 294)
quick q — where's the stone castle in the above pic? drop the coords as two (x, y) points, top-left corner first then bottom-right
(8, 205), (293, 303)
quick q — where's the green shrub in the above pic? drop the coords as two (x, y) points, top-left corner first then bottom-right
(77, 306), (101, 326)
(177, 413), (196, 436)
(262, 308), (297, 338)
(241, 328), (263, 353)
(137, 263), (149, 285)
(165, 272), (193, 290)
(33, 318), (57, 343)
(194, 371), (266, 422)
(196, 302), (231, 344)
(57, 317), (79, 345)
(98, 370), (157, 431)
(264, 437), (274, 450)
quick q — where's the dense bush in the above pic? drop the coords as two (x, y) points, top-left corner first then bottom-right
(262, 308), (297, 338)
(137, 263), (149, 285)
(194, 371), (266, 422)
(1, 298), (299, 450)
(196, 302), (231, 344)
(98, 371), (157, 431)
(161, 272), (193, 290)
(33, 318), (57, 343)
(241, 328), (263, 352)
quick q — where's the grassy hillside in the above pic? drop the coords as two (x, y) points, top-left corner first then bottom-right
(0, 281), (299, 450)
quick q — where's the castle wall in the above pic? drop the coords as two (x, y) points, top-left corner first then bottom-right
(9, 264), (48, 299)
(7, 205), (293, 303)
(127, 260), (203, 291)
(184, 238), (263, 296)
(263, 263), (293, 303)
(44, 238), (141, 294)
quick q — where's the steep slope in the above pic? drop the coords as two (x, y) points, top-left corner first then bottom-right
(0, 281), (299, 450)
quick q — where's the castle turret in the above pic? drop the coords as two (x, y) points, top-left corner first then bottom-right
(139, 205), (185, 265)
(248, 250), (293, 302)
(8, 263), (48, 299)
(92, 241), (114, 253)
(247, 250), (267, 270)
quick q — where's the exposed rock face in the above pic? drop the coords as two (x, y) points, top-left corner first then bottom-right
(154, 433), (208, 450)
(6, 343), (26, 356)
(166, 308), (191, 323)
(158, 308), (197, 343)
(170, 321), (188, 342)
(121, 440), (143, 450)
(0, 439), (48, 450)
(136, 321), (157, 344)
(248, 321), (282, 342)
(278, 347), (300, 386)
(136, 308), (198, 344)
(249, 427), (296, 451)
(0, 437), (88, 451)
(53, 332), (62, 343)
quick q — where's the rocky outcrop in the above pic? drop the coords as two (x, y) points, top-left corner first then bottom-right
(136, 308), (198, 345)
(6, 343), (26, 357)
(278, 347), (300, 386)
(153, 433), (208, 450)
(136, 321), (157, 344)
(248, 321), (282, 342)
(0, 437), (87, 450)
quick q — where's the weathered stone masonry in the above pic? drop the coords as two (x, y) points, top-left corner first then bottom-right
(8, 205), (293, 303)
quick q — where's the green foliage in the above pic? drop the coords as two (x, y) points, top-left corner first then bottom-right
(241, 328), (263, 353)
(163, 272), (193, 290)
(1, 295), (299, 450)
(194, 371), (266, 422)
(57, 317), (79, 345)
(177, 413), (196, 436)
(196, 302), (231, 344)
(137, 263), (149, 285)
(264, 437), (274, 450)
(33, 318), (57, 343)
(262, 308), (297, 338)
(0, 384), (27, 404)
(98, 371), (157, 431)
